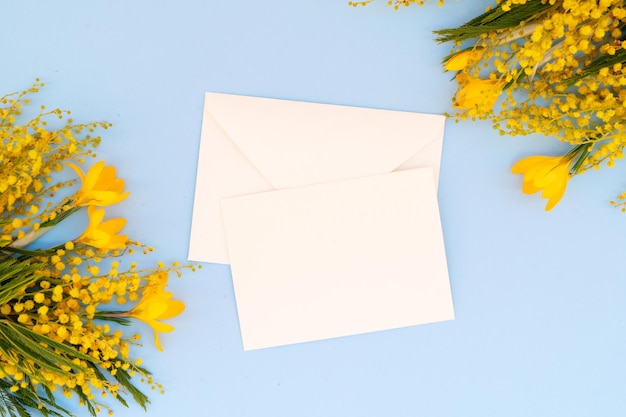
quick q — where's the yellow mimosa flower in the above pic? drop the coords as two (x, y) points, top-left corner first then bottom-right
(125, 277), (185, 351)
(444, 48), (484, 71)
(452, 75), (504, 116)
(67, 161), (129, 207)
(75, 206), (128, 249)
(511, 155), (573, 211)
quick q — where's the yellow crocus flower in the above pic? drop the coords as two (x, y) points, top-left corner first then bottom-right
(75, 206), (128, 250)
(67, 161), (129, 207)
(452, 75), (504, 116)
(125, 277), (185, 351)
(444, 48), (484, 71)
(511, 154), (573, 211)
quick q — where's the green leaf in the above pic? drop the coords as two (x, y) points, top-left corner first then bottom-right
(564, 48), (626, 86)
(0, 380), (74, 417)
(0, 320), (93, 377)
(40, 205), (79, 228)
(73, 389), (97, 417)
(112, 367), (150, 411)
(434, 0), (556, 43)
(569, 143), (592, 174)
(0, 258), (44, 306)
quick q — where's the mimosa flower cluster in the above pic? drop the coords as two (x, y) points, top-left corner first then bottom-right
(0, 80), (193, 416)
(435, 0), (626, 210)
(348, 0), (444, 9)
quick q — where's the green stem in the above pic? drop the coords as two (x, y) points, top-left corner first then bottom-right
(93, 311), (132, 326)
(0, 243), (63, 257)
(568, 143), (592, 174)
(40, 204), (80, 228)
(7, 226), (55, 250)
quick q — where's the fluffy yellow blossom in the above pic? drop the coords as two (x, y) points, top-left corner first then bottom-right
(348, 0), (444, 7)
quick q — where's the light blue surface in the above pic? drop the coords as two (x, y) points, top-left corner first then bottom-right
(3, 1), (626, 416)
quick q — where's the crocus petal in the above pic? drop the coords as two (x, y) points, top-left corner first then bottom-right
(84, 190), (129, 206)
(543, 182), (567, 211)
(66, 162), (86, 183)
(540, 168), (569, 211)
(521, 180), (541, 194)
(94, 166), (125, 192)
(148, 320), (175, 334)
(149, 321), (176, 352)
(453, 77), (504, 116)
(87, 206), (106, 226)
(99, 218), (126, 235)
(151, 321), (177, 352)
(68, 161), (129, 207)
(136, 298), (171, 320)
(445, 51), (471, 71)
(80, 230), (111, 248)
(158, 299), (186, 320)
(511, 154), (572, 210)
(154, 332), (164, 352)
(75, 206), (127, 250)
(511, 156), (552, 174)
(148, 319), (175, 352)
(444, 49), (484, 71)
(105, 234), (128, 249)
(527, 165), (558, 188)
(83, 161), (106, 196)
(123, 276), (184, 351)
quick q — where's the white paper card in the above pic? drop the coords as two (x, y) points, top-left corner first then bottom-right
(221, 169), (454, 350)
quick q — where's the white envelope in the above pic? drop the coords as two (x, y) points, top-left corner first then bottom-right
(188, 92), (454, 350)
(188, 92), (447, 265)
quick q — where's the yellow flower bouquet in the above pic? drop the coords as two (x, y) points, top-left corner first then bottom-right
(357, 0), (626, 210)
(434, 0), (626, 210)
(0, 80), (194, 416)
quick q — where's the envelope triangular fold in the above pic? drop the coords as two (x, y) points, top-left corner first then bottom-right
(188, 92), (447, 265)
(203, 92), (445, 189)
(188, 108), (273, 264)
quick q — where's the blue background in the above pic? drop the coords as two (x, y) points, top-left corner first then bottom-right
(3, 0), (626, 416)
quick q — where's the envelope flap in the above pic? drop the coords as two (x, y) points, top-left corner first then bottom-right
(205, 93), (445, 189)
